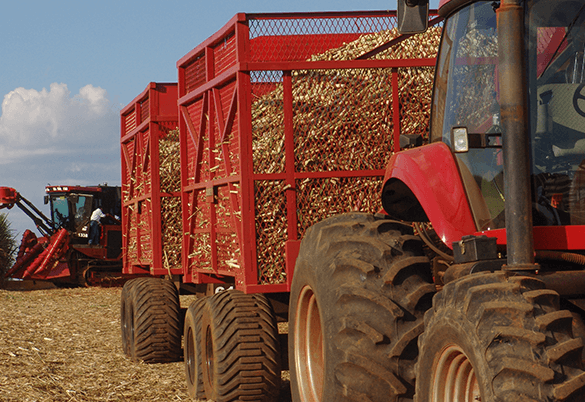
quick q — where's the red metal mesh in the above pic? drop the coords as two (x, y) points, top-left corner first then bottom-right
(252, 71), (285, 175)
(140, 97), (150, 123)
(296, 176), (382, 238)
(248, 15), (399, 62)
(215, 185), (240, 274)
(187, 190), (212, 273)
(161, 196), (181, 269)
(123, 110), (137, 135)
(184, 55), (207, 93)
(126, 199), (153, 264)
(291, 69), (394, 172)
(254, 180), (288, 284)
(398, 66), (435, 140)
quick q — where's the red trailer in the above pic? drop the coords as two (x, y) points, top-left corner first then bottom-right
(120, 82), (180, 277)
(120, 10), (441, 401)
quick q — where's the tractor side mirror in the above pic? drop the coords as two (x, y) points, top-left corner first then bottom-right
(44, 195), (49, 205)
(397, 0), (429, 34)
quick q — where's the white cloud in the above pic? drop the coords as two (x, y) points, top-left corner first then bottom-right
(0, 83), (119, 161)
(0, 83), (121, 237)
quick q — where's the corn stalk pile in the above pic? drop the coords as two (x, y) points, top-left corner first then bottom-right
(250, 26), (441, 284)
(158, 129), (183, 270)
(159, 129), (181, 194)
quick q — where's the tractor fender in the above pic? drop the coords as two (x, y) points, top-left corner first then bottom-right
(381, 141), (477, 249)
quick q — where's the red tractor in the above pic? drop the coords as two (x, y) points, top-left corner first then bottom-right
(289, 0), (585, 400)
(1, 185), (124, 286)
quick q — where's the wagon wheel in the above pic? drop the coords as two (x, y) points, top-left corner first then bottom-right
(184, 296), (208, 399)
(124, 277), (182, 363)
(199, 290), (281, 401)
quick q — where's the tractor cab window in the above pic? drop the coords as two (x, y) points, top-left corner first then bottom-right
(430, 1), (502, 230)
(529, 0), (585, 226)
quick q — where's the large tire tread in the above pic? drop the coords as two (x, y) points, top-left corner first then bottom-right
(290, 213), (435, 402)
(202, 291), (281, 402)
(130, 277), (182, 363)
(416, 271), (585, 402)
(184, 296), (208, 399)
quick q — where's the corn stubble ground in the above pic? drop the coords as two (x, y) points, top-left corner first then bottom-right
(0, 286), (200, 401)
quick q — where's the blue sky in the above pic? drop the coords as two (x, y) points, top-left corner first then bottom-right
(0, 0), (440, 237)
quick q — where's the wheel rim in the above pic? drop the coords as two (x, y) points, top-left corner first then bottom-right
(186, 326), (195, 385)
(432, 344), (479, 402)
(294, 285), (324, 402)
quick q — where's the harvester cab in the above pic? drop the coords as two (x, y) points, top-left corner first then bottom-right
(44, 185), (122, 248)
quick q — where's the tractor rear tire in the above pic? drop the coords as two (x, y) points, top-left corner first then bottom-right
(184, 296), (208, 400)
(199, 290), (281, 402)
(289, 212), (436, 402)
(126, 277), (182, 363)
(415, 271), (585, 402)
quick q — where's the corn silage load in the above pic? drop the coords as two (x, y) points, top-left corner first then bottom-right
(251, 26), (442, 283)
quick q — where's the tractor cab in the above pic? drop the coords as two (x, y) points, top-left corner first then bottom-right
(387, 0), (585, 256)
(431, 0), (585, 230)
(45, 185), (121, 245)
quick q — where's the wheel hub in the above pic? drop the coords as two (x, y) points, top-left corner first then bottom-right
(432, 344), (480, 402)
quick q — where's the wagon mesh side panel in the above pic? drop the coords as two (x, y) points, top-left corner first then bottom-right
(248, 15), (399, 62)
(140, 97), (150, 123)
(214, 32), (237, 77)
(216, 185), (240, 275)
(187, 190), (212, 274)
(161, 196), (182, 269)
(296, 176), (383, 238)
(292, 68), (394, 173)
(254, 180), (288, 284)
(252, 71), (285, 175)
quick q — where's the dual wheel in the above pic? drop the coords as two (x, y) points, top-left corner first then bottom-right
(120, 277), (182, 363)
(183, 290), (282, 401)
(121, 278), (282, 401)
(288, 213), (585, 402)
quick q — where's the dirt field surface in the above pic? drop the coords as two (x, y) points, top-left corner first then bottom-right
(0, 285), (292, 402)
(0, 285), (193, 401)
(0, 284), (293, 402)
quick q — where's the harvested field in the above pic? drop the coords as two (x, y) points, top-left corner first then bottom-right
(0, 285), (290, 401)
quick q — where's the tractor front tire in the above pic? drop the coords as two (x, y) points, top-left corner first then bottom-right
(289, 213), (436, 402)
(415, 272), (585, 401)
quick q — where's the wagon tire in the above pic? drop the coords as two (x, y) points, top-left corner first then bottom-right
(199, 290), (281, 401)
(128, 277), (182, 363)
(289, 212), (435, 402)
(120, 278), (138, 357)
(184, 296), (208, 399)
(415, 272), (585, 402)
